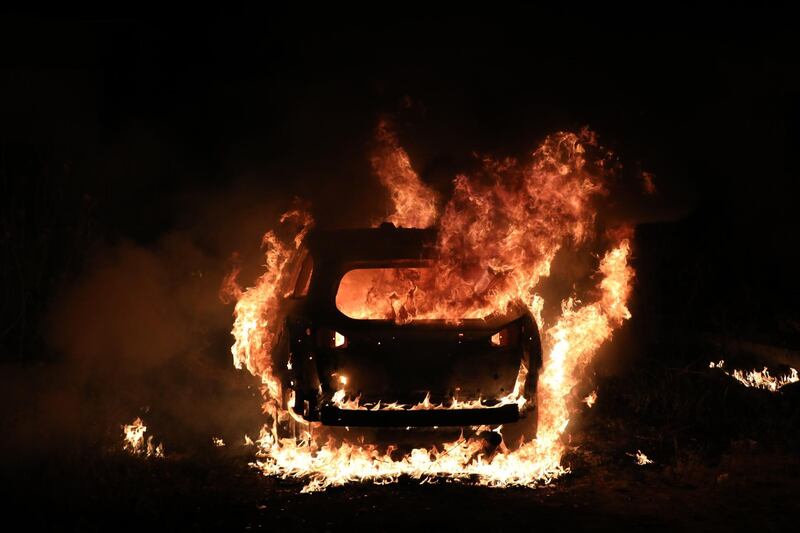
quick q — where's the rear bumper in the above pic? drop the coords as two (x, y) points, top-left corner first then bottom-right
(319, 403), (520, 427)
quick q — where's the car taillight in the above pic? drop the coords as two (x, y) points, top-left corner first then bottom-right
(318, 328), (348, 349)
(490, 331), (503, 346)
(490, 325), (518, 347)
(334, 331), (346, 348)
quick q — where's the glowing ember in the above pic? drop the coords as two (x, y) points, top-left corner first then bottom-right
(224, 127), (635, 491)
(212, 437), (226, 447)
(641, 171), (657, 195)
(583, 390), (598, 408)
(710, 360), (799, 392)
(122, 417), (164, 458)
(628, 450), (653, 465)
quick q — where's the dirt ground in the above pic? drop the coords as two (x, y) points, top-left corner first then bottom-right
(4, 423), (798, 532)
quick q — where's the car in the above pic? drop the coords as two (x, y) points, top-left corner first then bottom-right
(273, 222), (543, 441)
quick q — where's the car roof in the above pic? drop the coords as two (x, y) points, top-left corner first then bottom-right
(303, 223), (437, 263)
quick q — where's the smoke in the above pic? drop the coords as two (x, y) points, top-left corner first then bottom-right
(0, 183), (297, 459)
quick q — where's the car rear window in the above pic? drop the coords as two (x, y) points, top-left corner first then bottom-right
(336, 265), (507, 321)
(336, 267), (437, 320)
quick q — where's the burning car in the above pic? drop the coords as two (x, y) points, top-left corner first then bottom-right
(274, 222), (542, 434)
(224, 129), (635, 490)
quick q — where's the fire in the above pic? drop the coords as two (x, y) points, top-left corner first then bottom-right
(710, 360), (799, 392)
(629, 450), (653, 466)
(330, 389), (525, 412)
(221, 209), (313, 413)
(350, 129), (612, 324)
(122, 417), (164, 458)
(371, 119), (438, 229)
(583, 390), (597, 408)
(224, 127), (635, 491)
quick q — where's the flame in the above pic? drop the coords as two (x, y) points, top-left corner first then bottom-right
(345, 129), (612, 324)
(583, 390), (597, 408)
(122, 417), (164, 458)
(629, 450), (653, 465)
(710, 360), (799, 392)
(372, 119), (438, 228)
(212, 437), (226, 447)
(330, 346), (530, 413)
(221, 209), (314, 415)
(225, 127), (635, 491)
(330, 388), (526, 412)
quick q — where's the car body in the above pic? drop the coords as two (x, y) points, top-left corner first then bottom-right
(274, 223), (543, 431)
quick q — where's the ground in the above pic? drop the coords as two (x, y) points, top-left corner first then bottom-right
(6, 369), (799, 532)
(6, 441), (798, 532)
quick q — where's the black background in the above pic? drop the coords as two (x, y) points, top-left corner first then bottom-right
(2, 9), (800, 531)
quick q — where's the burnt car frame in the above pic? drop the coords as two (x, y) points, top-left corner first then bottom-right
(274, 223), (543, 434)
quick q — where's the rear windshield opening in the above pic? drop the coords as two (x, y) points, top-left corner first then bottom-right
(335, 266), (496, 322)
(336, 267), (435, 320)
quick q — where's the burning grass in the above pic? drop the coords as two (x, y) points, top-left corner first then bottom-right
(709, 360), (799, 392)
(122, 417), (164, 458)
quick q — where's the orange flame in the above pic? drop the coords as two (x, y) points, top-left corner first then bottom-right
(628, 450), (653, 465)
(583, 390), (598, 408)
(346, 129), (613, 326)
(710, 360), (799, 392)
(372, 119), (438, 228)
(222, 209), (314, 414)
(122, 417), (164, 458)
(225, 127), (635, 491)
